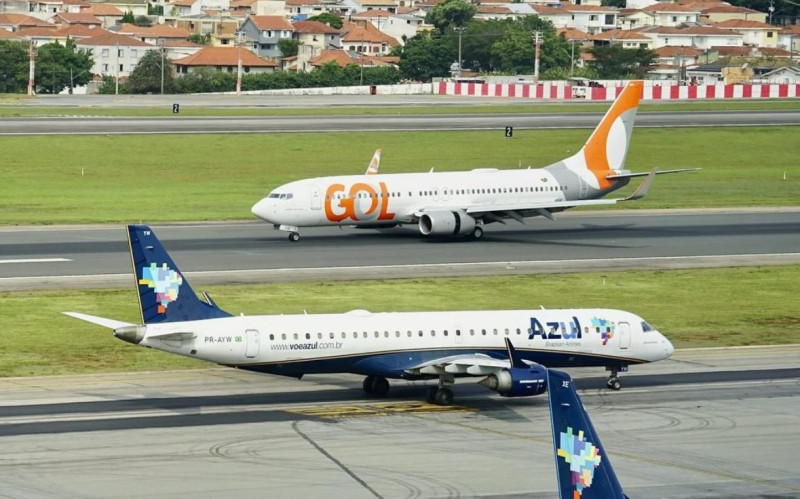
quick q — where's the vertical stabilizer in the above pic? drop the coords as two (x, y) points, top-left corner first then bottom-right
(127, 225), (231, 324)
(365, 148), (382, 175)
(554, 81), (643, 191)
(548, 369), (626, 499)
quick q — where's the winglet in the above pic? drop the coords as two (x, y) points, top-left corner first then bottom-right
(548, 369), (627, 499)
(622, 168), (657, 201)
(504, 338), (526, 369)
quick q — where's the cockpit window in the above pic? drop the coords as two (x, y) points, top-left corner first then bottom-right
(641, 321), (654, 332)
(267, 193), (294, 200)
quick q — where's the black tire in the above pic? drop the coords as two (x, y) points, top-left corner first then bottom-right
(425, 386), (438, 404)
(372, 377), (390, 397)
(472, 227), (484, 240)
(608, 378), (622, 391)
(288, 232), (300, 242)
(434, 387), (454, 406)
(363, 375), (376, 394)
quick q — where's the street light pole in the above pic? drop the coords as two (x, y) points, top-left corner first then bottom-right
(160, 39), (165, 94)
(570, 38), (575, 77)
(236, 30), (243, 95)
(455, 26), (465, 78)
(532, 30), (541, 85)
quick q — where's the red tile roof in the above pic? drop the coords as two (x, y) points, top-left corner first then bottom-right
(715, 19), (775, 29)
(642, 3), (699, 12)
(86, 3), (124, 16)
(76, 32), (150, 46)
(292, 20), (340, 34)
(52, 12), (102, 24)
(593, 28), (651, 41)
(560, 3), (616, 12)
(341, 20), (398, 46)
(0, 14), (54, 28)
(0, 29), (22, 39)
(654, 45), (703, 57)
(172, 46), (278, 66)
(701, 5), (760, 14)
(247, 15), (294, 31)
(681, 25), (742, 35)
(308, 49), (394, 67)
(532, 5), (569, 16)
(116, 23), (191, 38)
(557, 27), (591, 40)
(18, 25), (109, 37)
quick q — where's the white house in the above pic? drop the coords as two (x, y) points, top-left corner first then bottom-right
(76, 31), (152, 78)
(560, 3), (617, 35)
(778, 25), (799, 53)
(640, 3), (700, 27)
(351, 9), (420, 43)
(715, 19), (779, 49)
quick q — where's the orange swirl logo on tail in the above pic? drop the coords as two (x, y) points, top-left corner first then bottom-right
(582, 81), (643, 190)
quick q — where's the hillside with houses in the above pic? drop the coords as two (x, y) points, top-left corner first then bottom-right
(0, 0), (797, 93)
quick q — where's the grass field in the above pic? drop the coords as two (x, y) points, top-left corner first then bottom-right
(0, 266), (797, 377)
(1, 99), (800, 117)
(2, 126), (798, 224)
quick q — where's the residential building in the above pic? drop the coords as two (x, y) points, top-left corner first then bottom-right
(239, 15), (294, 58)
(76, 31), (151, 78)
(49, 12), (102, 27)
(533, 5), (572, 28)
(84, 3), (124, 28)
(104, 0), (149, 17)
(0, 13), (54, 31)
(305, 48), (397, 69)
(778, 25), (799, 53)
(350, 9), (421, 43)
(17, 24), (108, 45)
(341, 19), (398, 55)
(700, 4), (766, 24)
(592, 28), (652, 48)
(640, 3), (700, 26)
(172, 45), (278, 73)
(285, 0), (348, 19)
(560, 3), (617, 35)
(680, 25), (743, 49)
(715, 19), (779, 48)
(114, 23), (191, 44)
(293, 19), (341, 71)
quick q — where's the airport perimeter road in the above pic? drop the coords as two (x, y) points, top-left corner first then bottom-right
(0, 346), (799, 498)
(1, 209), (798, 290)
(2, 109), (799, 135)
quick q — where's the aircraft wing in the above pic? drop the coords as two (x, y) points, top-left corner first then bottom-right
(405, 353), (527, 376)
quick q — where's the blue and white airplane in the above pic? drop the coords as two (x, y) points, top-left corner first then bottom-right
(65, 225), (673, 405)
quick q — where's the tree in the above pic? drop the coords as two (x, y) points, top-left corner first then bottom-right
(425, 0), (476, 33)
(134, 15), (152, 27)
(397, 34), (455, 82)
(0, 40), (29, 93)
(588, 45), (657, 78)
(34, 39), (93, 94)
(188, 33), (211, 45)
(307, 12), (342, 29)
(121, 11), (134, 24)
(278, 38), (299, 57)
(126, 49), (175, 93)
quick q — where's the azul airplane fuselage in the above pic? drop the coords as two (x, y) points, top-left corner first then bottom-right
(133, 308), (672, 379)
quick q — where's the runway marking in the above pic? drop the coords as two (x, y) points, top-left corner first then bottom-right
(0, 258), (72, 264)
(288, 401), (474, 419)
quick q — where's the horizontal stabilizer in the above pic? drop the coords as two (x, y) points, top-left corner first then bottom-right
(63, 312), (135, 330)
(606, 167), (700, 179)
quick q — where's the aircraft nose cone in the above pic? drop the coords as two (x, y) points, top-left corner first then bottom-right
(251, 199), (271, 222)
(664, 336), (675, 358)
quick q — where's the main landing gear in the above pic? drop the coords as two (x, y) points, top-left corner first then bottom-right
(471, 226), (484, 240)
(606, 366), (627, 391)
(425, 373), (455, 406)
(362, 375), (390, 397)
(288, 231), (300, 242)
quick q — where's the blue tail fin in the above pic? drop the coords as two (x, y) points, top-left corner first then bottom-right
(548, 369), (627, 499)
(127, 225), (231, 324)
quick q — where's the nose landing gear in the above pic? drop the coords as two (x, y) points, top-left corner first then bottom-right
(606, 365), (627, 391)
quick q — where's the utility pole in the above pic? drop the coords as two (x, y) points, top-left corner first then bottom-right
(160, 39), (165, 94)
(236, 30), (243, 95)
(532, 30), (541, 85)
(359, 32), (364, 86)
(115, 42), (119, 95)
(570, 38), (575, 77)
(455, 26), (465, 78)
(28, 41), (35, 96)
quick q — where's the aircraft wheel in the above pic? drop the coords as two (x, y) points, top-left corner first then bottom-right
(434, 387), (454, 406)
(425, 386), (438, 404)
(288, 232), (300, 242)
(362, 375), (376, 394)
(372, 377), (390, 397)
(607, 377), (622, 391)
(471, 227), (484, 240)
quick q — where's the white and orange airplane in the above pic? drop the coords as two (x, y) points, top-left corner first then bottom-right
(251, 81), (696, 242)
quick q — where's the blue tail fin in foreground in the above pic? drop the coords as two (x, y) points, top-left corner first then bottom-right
(127, 225), (231, 324)
(548, 369), (627, 499)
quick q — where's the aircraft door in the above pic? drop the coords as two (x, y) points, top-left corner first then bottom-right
(579, 177), (589, 199)
(618, 322), (631, 350)
(310, 186), (322, 210)
(245, 329), (260, 358)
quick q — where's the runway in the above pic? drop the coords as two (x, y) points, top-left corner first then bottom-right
(1, 209), (798, 290)
(2, 110), (799, 135)
(0, 345), (798, 498)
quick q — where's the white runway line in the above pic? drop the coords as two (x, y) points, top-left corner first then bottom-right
(0, 258), (72, 264)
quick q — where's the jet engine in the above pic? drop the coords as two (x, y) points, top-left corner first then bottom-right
(419, 210), (476, 236)
(479, 366), (548, 397)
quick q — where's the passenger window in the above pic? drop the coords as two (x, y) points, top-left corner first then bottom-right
(384, 331), (389, 338)
(470, 329), (475, 336)
(515, 328), (520, 335)
(329, 332), (334, 339)
(293, 333), (298, 340)
(281, 333), (286, 340)
(316, 333), (321, 339)
(443, 330), (448, 336)
(363, 331), (368, 338)
(418, 330), (423, 337)
(407, 331), (412, 337)
(493, 329), (498, 335)
(374, 331), (379, 338)
(456, 329), (461, 336)
(431, 330), (435, 337)
(395, 331), (400, 337)
(269, 334), (274, 340)
(481, 329), (487, 335)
